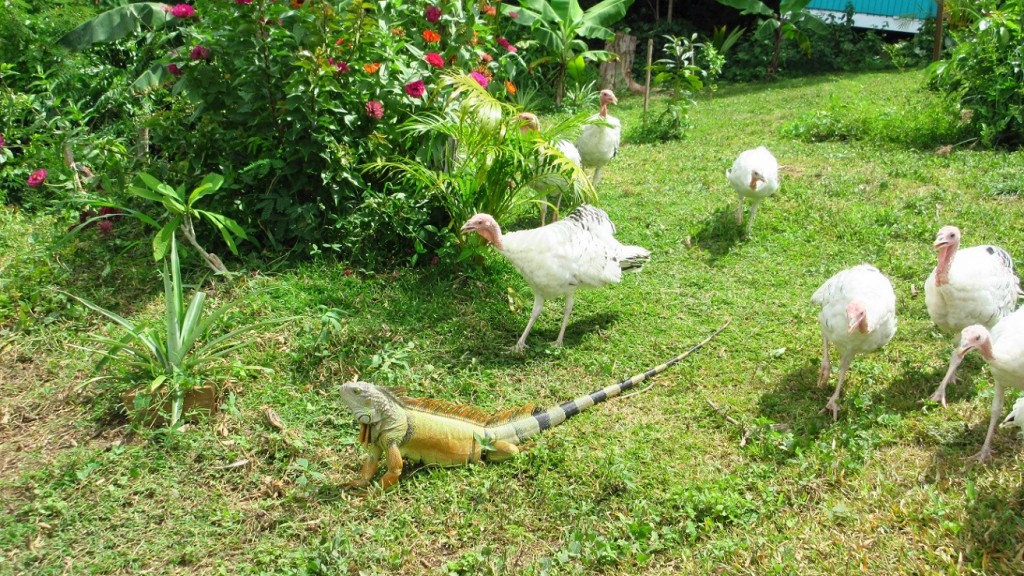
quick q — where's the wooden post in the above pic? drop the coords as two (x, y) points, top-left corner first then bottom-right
(932, 0), (945, 61)
(643, 38), (653, 123)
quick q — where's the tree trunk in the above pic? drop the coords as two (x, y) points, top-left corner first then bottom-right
(932, 0), (945, 61)
(666, 0), (673, 23)
(599, 31), (638, 92)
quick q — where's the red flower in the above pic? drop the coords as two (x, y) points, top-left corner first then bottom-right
(422, 30), (441, 43)
(405, 80), (426, 98)
(168, 63), (183, 76)
(190, 45), (210, 61)
(97, 220), (114, 235)
(365, 100), (384, 119)
(169, 4), (195, 18)
(497, 37), (517, 53)
(27, 169), (47, 188)
(424, 52), (445, 68)
(235, 0), (252, 4)
(425, 6), (442, 22)
(469, 72), (489, 88)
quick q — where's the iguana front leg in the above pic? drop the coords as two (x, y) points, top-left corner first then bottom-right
(345, 444), (382, 488)
(379, 442), (404, 490)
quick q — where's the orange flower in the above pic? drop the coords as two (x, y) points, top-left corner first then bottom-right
(481, 4), (497, 17)
(422, 29), (441, 43)
(363, 62), (381, 74)
(390, 27), (405, 36)
(290, 0), (304, 8)
(505, 81), (516, 95)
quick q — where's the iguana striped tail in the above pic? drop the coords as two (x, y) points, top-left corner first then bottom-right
(485, 319), (731, 446)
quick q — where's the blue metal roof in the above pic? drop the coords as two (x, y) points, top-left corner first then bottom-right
(806, 0), (936, 19)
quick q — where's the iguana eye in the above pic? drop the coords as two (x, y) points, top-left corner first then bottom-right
(352, 389), (361, 395)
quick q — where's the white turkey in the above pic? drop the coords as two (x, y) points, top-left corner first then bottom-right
(957, 307), (1024, 460)
(1001, 395), (1024, 432)
(924, 225), (1020, 406)
(518, 112), (583, 224)
(460, 204), (650, 351)
(811, 264), (897, 421)
(576, 89), (621, 186)
(725, 146), (780, 235)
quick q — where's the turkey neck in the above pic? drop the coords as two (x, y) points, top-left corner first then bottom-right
(599, 102), (608, 118)
(479, 224), (504, 251)
(934, 244), (957, 286)
(978, 337), (995, 362)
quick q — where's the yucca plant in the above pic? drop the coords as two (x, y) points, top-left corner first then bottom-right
(366, 72), (596, 250)
(71, 235), (282, 427)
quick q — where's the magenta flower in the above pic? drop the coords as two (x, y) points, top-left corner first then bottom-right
(235, 0), (253, 4)
(27, 169), (47, 188)
(328, 58), (350, 73)
(497, 37), (518, 53)
(405, 80), (426, 99)
(168, 63), (183, 77)
(0, 134), (5, 148)
(169, 4), (196, 18)
(469, 72), (489, 88)
(189, 45), (210, 61)
(97, 220), (114, 235)
(425, 5), (442, 22)
(424, 52), (445, 68)
(365, 100), (384, 120)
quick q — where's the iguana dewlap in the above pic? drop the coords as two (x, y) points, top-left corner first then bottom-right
(338, 323), (728, 490)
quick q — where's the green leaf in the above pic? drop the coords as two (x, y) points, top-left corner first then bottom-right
(188, 174), (225, 206)
(59, 3), (173, 50)
(153, 217), (182, 262)
(715, 0), (775, 17)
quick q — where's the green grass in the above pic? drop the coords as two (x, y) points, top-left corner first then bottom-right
(4, 69), (1024, 575)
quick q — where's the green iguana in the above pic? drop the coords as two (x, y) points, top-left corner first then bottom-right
(338, 322), (728, 490)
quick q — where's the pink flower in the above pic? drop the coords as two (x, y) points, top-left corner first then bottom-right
(424, 52), (445, 68)
(169, 4), (195, 18)
(405, 80), (426, 98)
(0, 134), (5, 148)
(509, 11), (519, 19)
(469, 72), (489, 88)
(235, 0), (252, 4)
(365, 100), (384, 119)
(425, 6), (441, 22)
(168, 63), (183, 76)
(328, 58), (350, 73)
(27, 169), (47, 188)
(497, 37), (517, 53)
(189, 45), (210, 61)
(97, 220), (114, 235)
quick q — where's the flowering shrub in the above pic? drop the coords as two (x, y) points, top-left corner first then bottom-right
(142, 0), (529, 260)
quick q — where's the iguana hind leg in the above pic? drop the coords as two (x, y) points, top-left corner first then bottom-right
(486, 440), (520, 462)
(379, 442), (404, 490)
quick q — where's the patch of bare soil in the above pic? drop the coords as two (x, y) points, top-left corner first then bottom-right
(0, 346), (125, 489)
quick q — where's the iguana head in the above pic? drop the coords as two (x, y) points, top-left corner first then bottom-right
(339, 381), (393, 425)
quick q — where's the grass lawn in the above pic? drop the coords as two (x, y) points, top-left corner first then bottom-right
(3, 68), (1024, 575)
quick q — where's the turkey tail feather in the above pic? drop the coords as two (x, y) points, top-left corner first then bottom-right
(619, 246), (650, 271)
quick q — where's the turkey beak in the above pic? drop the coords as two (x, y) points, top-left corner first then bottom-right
(933, 233), (950, 249)
(847, 313), (866, 334)
(956, 343), (972, 358)
(749, 173), (764, 190)
(608, 94), (618, 105)
(460, 222), (475, 233)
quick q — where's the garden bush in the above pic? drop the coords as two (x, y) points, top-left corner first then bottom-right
(929, 0), (1024, 147)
